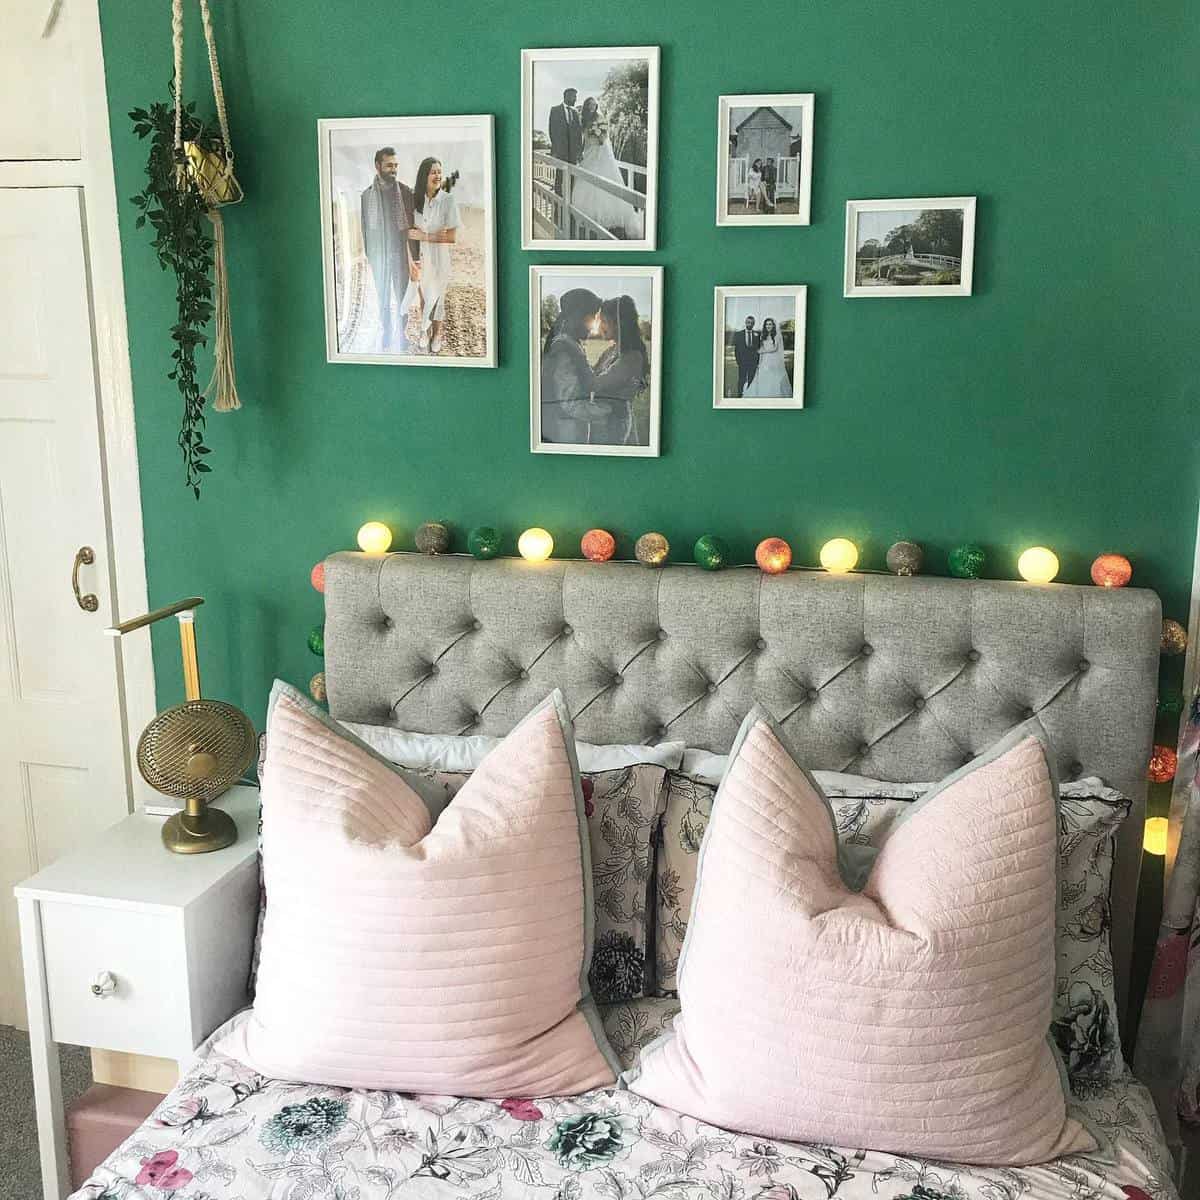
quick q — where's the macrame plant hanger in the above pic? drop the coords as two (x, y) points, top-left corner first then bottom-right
(173, 0), (243, 411)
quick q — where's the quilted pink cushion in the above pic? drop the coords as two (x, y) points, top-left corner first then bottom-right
(219, 683), (618, 1096)
(628, 712), (1096, 1165)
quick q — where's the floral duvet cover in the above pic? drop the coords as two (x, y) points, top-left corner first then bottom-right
(72, 1003), (1179, 1200)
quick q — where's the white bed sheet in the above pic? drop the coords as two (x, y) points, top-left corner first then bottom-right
(71, 1001), (1179, 1200)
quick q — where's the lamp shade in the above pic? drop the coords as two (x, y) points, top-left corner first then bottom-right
(755, 538), (792, 575)
(356, 521), (393, 555)
(1090, 554), (1132, 588)
(1017, 546), (1059, 584)
(581, 529), (616, 562)
(819, 538), (858, 574)
(1144, 816), (1169, 856)
(518, 527), (554, 562)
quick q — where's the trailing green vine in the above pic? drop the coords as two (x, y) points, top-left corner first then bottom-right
(129, 93), (224, 497)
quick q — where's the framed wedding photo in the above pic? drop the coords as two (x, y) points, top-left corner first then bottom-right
(713, 285), (806, 410)
(317, 114), (497, 367)
(844, 197), (976, 298)
(717, 93), (813, 226)
(530, 265), (662, 457)
(521, 46), (660, 251)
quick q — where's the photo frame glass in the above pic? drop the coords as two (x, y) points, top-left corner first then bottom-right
(713, 286), (806, 409)
(318, 116), (497, 366)
(522, 48), (659, 251)
(844, 197), (976, 297)
(717, 93), (813, 226)
(531, 266), (662, 456)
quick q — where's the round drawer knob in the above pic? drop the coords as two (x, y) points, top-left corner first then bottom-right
(90, 970), (116, 998)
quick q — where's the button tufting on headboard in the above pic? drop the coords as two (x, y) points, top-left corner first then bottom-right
(323, 551), (1160, 1037)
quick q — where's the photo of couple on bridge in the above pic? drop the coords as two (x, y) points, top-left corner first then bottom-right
(846, 197), (975, 297)
(523, 48), (658, 249)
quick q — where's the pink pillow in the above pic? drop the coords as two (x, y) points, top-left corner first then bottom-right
(219, 683), (618, 1097)
(627, 711), (1096, 1165)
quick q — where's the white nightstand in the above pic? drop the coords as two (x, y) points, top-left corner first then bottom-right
(14, 787), (260, 1200)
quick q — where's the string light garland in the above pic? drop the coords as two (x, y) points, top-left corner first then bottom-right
(1017, 547), (1059, 584)
(467, 526), (501, 559)
(518, 527), (554, 563)
(694, 535), (729, 571)
(1162, 619), (1189, 655)
(1148, 744), (1178, 784)
(819, 538), (858, 574)
(581, 529), (616, 562)
(948, 543), (985, 579)
(310, 561), (325, 593)
(307, 624), (324, 657)
(415, 521), (451, 555)
(886, 541), (923, 577)
(755, 537), (792, 575)
(356, 521), (393, 555)
(636, 532), (669, 566)
(1091, 554), (1132, 588)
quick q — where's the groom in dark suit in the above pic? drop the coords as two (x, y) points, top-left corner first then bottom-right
(548, 87), (583, 198)
(733, 316), (761, 397)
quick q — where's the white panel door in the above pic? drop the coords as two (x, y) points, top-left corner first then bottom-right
(0, 187), (129, 1027)
(0, 2), (83, 161)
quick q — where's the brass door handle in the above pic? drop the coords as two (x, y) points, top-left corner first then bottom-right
(72, 546), (99, 612)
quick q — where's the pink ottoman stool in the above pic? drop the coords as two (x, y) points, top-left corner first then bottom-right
(68, 1084), (165, 1190)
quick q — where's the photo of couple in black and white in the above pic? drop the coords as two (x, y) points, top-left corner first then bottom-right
(714, 287), (806, 409)
(319, 116), (496, 367)
(523, 48), (659, 249)
(531, 268), (662, 456)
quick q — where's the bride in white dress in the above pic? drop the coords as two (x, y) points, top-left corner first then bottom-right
(744, 318), (792, 398)
(571, 98), (644, 240)
(404, 157), (459, 354)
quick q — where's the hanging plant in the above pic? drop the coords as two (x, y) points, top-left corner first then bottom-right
(129, 92), (223, 497)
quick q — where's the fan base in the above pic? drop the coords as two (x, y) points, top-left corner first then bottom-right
(161, 805), (237, 855)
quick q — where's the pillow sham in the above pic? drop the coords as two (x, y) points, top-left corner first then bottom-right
(406, 762), (669, 1002)
(254, 731), (672, 1003)
(655, 763), (1130, 1088)
(629, 710), (1095, 1164)
(221, 682), (619, 1096)
(342, 722), (686, 773)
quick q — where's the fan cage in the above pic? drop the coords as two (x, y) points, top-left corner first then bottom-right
(137, 699), (256, 799)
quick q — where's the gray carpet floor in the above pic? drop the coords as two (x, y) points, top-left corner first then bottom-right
(1, 1025), (91, 1200)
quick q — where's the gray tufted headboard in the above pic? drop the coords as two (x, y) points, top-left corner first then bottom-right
(323, 550), (1161, 1036)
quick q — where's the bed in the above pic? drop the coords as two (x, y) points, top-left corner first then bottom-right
(71, 554), (1179, 1199)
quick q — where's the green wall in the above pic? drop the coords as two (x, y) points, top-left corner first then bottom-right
(99, 1), (1199, 738)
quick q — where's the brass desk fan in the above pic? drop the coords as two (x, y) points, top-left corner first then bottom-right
(106, 598), (255, 853)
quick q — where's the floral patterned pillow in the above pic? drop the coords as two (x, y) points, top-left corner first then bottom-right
(411, 762), (670, 1004)
(653, 770), (1130, 1088)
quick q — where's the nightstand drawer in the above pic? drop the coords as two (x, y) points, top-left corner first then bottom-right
(40, 902), (188, 1058)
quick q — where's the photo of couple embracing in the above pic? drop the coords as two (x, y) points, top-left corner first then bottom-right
(532, 268), (661, 456)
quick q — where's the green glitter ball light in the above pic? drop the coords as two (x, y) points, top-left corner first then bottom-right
(467, 526), (501, 559)
(693, 534), (729, 571)
(948, 543), (986, 579)
(307, 624), (325, 657)
(1158, 694), (1184, 721)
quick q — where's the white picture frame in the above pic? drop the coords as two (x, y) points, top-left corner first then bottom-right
(717, 93), (814, 227)
(844, 196), (976, 298)
(530, 265), (663, 456)
(317, 114), (497, 367)
(521, 46), (660, 251)
(712, 285), (807, 410)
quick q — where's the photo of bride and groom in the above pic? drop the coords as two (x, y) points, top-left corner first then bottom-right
(715, 287), (806, 409)
(523, 48), (659, 249)
(531, 267), (662, 457)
